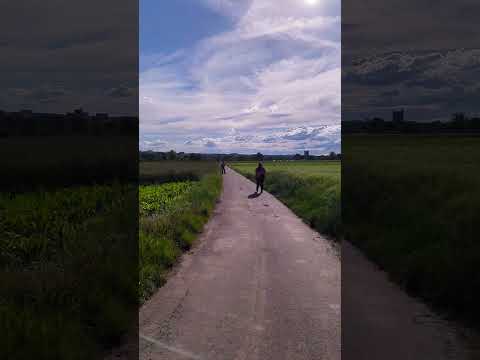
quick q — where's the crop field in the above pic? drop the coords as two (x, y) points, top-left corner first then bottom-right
(343, 134), (480, 326)
(139, 161), (221, 302)
(139, 181), (194, 216)
(231, 160), (341, 238)
(140, 160), (219, 183)
(0, 136), (137, 191)
(1, 184), (138, 359)
(231, 160), (340, 180)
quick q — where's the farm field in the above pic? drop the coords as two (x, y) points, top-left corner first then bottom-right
(1, 184), (138, 359)
(343, 134), (480, 326)
(231, 160), (341, 238)
(231, 160), (340, 179)
(139, 161), (222, 302)
(140, 160), (219, 184)
(0, 136), (137, 191)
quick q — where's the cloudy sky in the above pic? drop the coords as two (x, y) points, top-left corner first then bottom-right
(140, 0), (340, 154)
(342, 0), (480, 122)
(0, 0), (137, 116)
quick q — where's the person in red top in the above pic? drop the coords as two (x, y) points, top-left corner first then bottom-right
(255, 162), (266, 193)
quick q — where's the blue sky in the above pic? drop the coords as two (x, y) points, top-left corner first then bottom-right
(140, 0), (341, 154)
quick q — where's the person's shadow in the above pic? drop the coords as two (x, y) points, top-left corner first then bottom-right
(248, 192), (261, 199)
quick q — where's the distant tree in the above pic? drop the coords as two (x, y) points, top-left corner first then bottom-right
(167, 150), (177, 160)
(451, 112), (467, 129)
(256, 152), (264, 161)
(329, 151), (336, 159)
(140, 151), (155, 161)
(293, 153), (302, 160)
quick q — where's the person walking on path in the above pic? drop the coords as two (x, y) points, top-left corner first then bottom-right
(221, 160), (226, 175)
(255, 162), (266, 193)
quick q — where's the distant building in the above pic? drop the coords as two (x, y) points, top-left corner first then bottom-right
(393, 109), (404, 122)
(304, 150), (309, 159)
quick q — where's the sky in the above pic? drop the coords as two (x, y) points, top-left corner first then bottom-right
(0, 0), (138, 116)
(342, 0), (480, 122)
(140, 0), (341, 155)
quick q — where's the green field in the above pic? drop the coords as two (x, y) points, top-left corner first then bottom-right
(0, 135), (140, 359)
(231, 160), (340, 179)
(140, 160), (219, 184)
(0, 136), (137, 191)
(231, 160), (341, 238)
(343, 135), (480, 326)
(1, 184), (138, 359)
(139, 161), (222, 302)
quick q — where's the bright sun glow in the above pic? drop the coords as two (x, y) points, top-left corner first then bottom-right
(305, 0), (318, 5)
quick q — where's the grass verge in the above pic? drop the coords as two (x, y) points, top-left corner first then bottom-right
(236, 169), (341, 239)
(343, 135), (480, 326)
(139, 174), (222, 303)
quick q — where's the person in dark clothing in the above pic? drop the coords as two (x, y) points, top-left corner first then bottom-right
(220, 160), (226, 174)
(255, 162), (266, 193)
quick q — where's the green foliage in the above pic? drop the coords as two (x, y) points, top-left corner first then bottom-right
(231, 161), (341, 239)
(343, 135), (480, 326)
(139, 172), (222, 303)
(0, 185), (138, 359)
(139, 181), (194, 216)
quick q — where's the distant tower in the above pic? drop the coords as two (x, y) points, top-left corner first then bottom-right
(304, 150), (309, 160)
(393, 109), (404, 122)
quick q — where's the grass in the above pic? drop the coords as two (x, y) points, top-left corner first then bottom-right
(343, 134), (480, 326)
(139, 161), (222, 302)
(0, 184), (138, 360)
(231, 160), (340, 180)
(0, 136), (137, 191)
(231, 160), (341, 239)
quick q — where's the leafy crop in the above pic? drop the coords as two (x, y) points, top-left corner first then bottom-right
(138, 165), (222, 303)
(139, 181), (194, 216)
(0, 184), (138, 359)
(0, 184), (131, 266)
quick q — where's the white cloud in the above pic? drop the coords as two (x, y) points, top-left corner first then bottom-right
(140, 0), (340, 154)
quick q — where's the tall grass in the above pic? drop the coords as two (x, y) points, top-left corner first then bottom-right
(232, 162), (341, 239)
(343, 135), (480, 326)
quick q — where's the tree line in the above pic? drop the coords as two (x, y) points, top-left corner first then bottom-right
(343, 113), (480, 133)
(140, 150), (341, 162)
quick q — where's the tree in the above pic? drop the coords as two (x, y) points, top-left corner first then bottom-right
(167, 150), (177, 160)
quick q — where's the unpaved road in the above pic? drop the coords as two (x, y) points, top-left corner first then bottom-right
(139, 168), (341, 360)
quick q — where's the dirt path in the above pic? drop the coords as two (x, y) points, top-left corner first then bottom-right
(139, 168), (341, 360)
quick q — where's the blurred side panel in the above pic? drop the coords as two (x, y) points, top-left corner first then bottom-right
(0, 1), (139, 359)
(342, 0), (480, 359)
